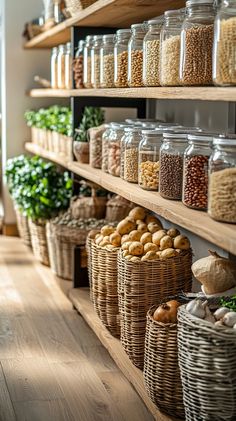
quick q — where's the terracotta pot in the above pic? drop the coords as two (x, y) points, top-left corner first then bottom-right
(73, 141), (89, 164)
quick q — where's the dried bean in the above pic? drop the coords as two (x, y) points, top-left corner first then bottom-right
(144, 39), (160, 86)
(128, 50), (143, 87)
(124, 148), (139, 183)
(183, 155), (209, 210)
(101, 54), (115, 88)
(209, 168), (236, 223)
(160, 153), (183, 200)
(160, 35), (181, 86)
(115, 51), (128, 87)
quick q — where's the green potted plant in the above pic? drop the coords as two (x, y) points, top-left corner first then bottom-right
(74, 106), (105, 164)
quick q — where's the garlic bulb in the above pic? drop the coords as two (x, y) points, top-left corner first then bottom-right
(215, 320), (224, 327)
(204, 305), (215, 324)
(222, 312), (236, 327)
(186, 299), (206, 319)
(233, 323), (236, 330)
(214, 307), (231, 321)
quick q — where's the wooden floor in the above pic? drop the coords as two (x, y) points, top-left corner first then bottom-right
(0, 236), (153, 421)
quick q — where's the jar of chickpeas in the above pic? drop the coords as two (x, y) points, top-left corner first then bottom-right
(138, 129), (164, 190)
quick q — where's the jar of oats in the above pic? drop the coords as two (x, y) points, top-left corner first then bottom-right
(160, 9), (185, 86)
(91, 35), (103, 88)
(213, 0), (236, 86)
(138, 129), (164, 191)
(57, 44), (66, 89)
(124, 127), (142, 183)
(108, 123), (126, 177)
(128, 23), (146, 87)
(100, 34), (115, 88)
(114, 29), (131, 88)
(83, 35), (93, 88)
(209, 136), (236, 223)
(180, 0), (215, 86)
(143, 18), (163, 87)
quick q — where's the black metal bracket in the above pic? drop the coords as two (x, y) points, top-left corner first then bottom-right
(74, 245), (89, 288)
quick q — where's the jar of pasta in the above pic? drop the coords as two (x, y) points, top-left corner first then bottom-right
(91, 35), (103, 88)
(128, 23), (146, 87)
(100, 34), (115, 88)
(114, 29), (131, 88)
(83, 35), (93, 88)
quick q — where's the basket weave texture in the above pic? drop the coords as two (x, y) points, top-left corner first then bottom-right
(105, 195), (134, 222)
(86, 232), (100, 302)
(29, 219), (49, 266)
(178, 305), (236, 421)
(71, 190), (107, 220)
(118, 250), (193, 369)
(15, 207), (31, 247)
(91, 241), (120, 337)
(144, 306), (185, 418)
(65, 0), (97, 15)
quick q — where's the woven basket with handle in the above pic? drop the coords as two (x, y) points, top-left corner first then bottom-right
(71, 183), (107, 220)
(29, 219), (49, 266)
(65, 0), (97, 16)
(105, 195), (134, 222)
(15, 207), (31, 248)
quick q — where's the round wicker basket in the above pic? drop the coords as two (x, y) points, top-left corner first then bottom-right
(15, 207), (31, 248)
(29, 219), (49, 266)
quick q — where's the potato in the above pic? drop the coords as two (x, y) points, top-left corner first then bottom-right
(95, 235), (104, 245)
(103, 236), (110, 242)
(101, 225), (115, 236)
(156, 251), (162, 258)
(106, 244), (117, 251)
(129, 230), (142, 242)
(88, 229), (100, 239)
(144, 243), (158, 253)
(130, 256), (141, 263)
(129, 206), (146, 221)
(175, 248), (182, 254)
(152, 230), (167, 246)
(123, 250), (130, 257)
(100, 239), (110, 247)
(147, 222), (162, 234)
(129, 242), (144, 256)
(140, 232), (152, 245)
(136, 219), (143, 225)
(124, 254), (133, 261)
(160, 248), (177, 259)
(117, 218), (136, 235)
(121, 234), (130, 245)
(121, 241), (132, 251)
(110, 232), (121, 247)
(137, 223), (148, 234)
(167, 228), (180, 238)
(141, 251), (158, 261)
(159, 235), (173, 251)
(95, 233), (101, 240)
(174, 235), (190, 250)
(145, 215), (163, 227)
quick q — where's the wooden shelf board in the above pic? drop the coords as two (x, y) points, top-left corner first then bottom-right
(28, 87), (236, 102)
(24, 0), (184, 49)
(25, 142), (236, 254)
(69, 288), (179, 421)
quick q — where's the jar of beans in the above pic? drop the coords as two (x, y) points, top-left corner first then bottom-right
(83, 35), (93, 88)
(100, 34), (115, 88)
(57, 44), (66, 89)
(183, 134), (214, 210)
(120, 128), (131, 179)
(108, 123), (126, 177)
(208, 136), (236, 223)
(102, 124), (112, 173)
(128, 23), (146, 87)
(180, 0), (216, 86)
(51, 47), (58, 89)
(138, 129), (164, 191)
(91, 35), (103, 88)
(114, 29), (131, 88)
(160, 9), (185, 86)
(213, 1), (236, 86)
(124, 127), (142, 183)
(143, 18), (163, 87)
(65, 42), (72, 89)
(73, 40), (84, 89)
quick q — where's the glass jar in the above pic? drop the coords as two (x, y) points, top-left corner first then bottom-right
(102, 124), (112, 173)
(138, 129), (164, 191)
(125, 118), (164, 125)
(73, 40), (84, 89)
(91, 35), (103, 88)
(143, 18), (163, 87)
(183, 134), (213, 210)
(208, 136), (236, 223)
(65, 42), (72, 89)
(213, 0), (236, 86)
(108, 123), (126, 176)
(57, 44), (66, 89)
(100, 34), (115, 88)
(160, 9), (185, 86)
(120, 127), (131, 179)
(83, 35), (93, 88)
(128, 23), (146, 87)
(53, 0), (64, 23)
(180, 0), (215, 86)
(51, 47), (58, 89)
(114, 29), (131, 88)
(124, 128), (142, 183)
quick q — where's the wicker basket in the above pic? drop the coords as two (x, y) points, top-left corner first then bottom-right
(178, 305), (236, 421)
(71, 188), (107, 220)
(106, 195), (134, 222)
(65, 0), (97, 16)
(29, 219), (49, 266)
(15, 207), (31, 247)
(144, 306), (185, 419)
(86, 231), (100, 301)
(118, 250), (193, 369)
(91, 241), (120, 337)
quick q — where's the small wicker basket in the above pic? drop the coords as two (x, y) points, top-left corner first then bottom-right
(118, 250), (193, 369)
(15, 207), (31, 247)
(178, 304), (236, 421)
(106, 195), (134, 222)
(65, 0), (97, 16)
(71, 188), (107, 220)
(29, 219), (49, 266)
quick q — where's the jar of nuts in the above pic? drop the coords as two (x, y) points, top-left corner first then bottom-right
(138, 129), (164, 191)
(102, 124), (112, 173)
(183, 134), (214, 210)
(180, 0), (216, 86)
(100, 34), (115, 88)
(91, 35), (103, 88)
(83, 35), (93, 88)
(124, 127), (142, 183)
(128, 23), (146, 87)
(160, 9), (185, 86)
(73, 40), (85, 89)
(114, 29), (131, 88)
(108, 123), (127, 177)
(143, 18), (163, 87)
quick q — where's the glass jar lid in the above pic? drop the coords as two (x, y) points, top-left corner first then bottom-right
(125, 127), (142, 133)
(116, 29), (131, 36)
(142, 128), (165, 135)
(102, 34), (115, 42)
(186, 0), (214, 6)
(213, 135), (236, 146)
(164, 9), (185, 17)
(163, 132), (188, 140)
(188, 133), (215, 143)
(147, 17), (163, 26)
(59, 44), (66, 51)
(93, 35), (103, 43)
(52, 47), (58, 54)
(85, 35), (93, 43)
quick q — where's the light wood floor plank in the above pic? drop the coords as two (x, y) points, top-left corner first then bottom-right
(13, 399), (74, 421)
(0, 364), (16, 421)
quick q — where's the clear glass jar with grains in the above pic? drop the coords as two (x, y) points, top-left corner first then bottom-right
(114, 29), (131, 88)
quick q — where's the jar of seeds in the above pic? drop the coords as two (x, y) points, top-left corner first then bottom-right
(213, 0), (236, 86)
(65, 42), (72, 89)
(124, 127), (142, 183)
(208, 136), (236, 223)
(138, 129), (164, 191)
(102, 124), (112, 173)
(57, 44), (66, 89)
(91, 35), (103, 88)
(100, 34), (115, 88)
(83, 35), (93, 88)
(160, 9), (185, 86)
(73, 40), (84, 89)
(108, 123), (126, 176)
(143, 18), (163, 87)
(128, 23), (146, 87)
(114, 29), (131, 88)
(183, 134), (214, 210)
(120, 127), (131, 179)
(180, 0), (216, 86)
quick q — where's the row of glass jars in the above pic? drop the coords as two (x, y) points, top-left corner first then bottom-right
(51, 43), (72, 89)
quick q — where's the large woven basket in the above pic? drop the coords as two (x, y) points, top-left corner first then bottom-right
(15, 207), (31, 247)
(65, 0), (97, 16)
(86, 231), (100, 302)
(29, 219), (49, 266)
(178, 305), (236, 421)
(144, 306), (185, 419)
(91, 241), (120, 337)
(118, 250), (193, 369)
(106, 195), (134, 222)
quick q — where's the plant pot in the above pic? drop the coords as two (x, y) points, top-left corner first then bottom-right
(73, 141), (89, 164)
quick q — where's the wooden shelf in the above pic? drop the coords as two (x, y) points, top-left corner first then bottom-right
(24, 0), (184, 49)
(28, 87), (236, 102)
(69, 288), (179, 421)
(25, 142), (236, 254)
